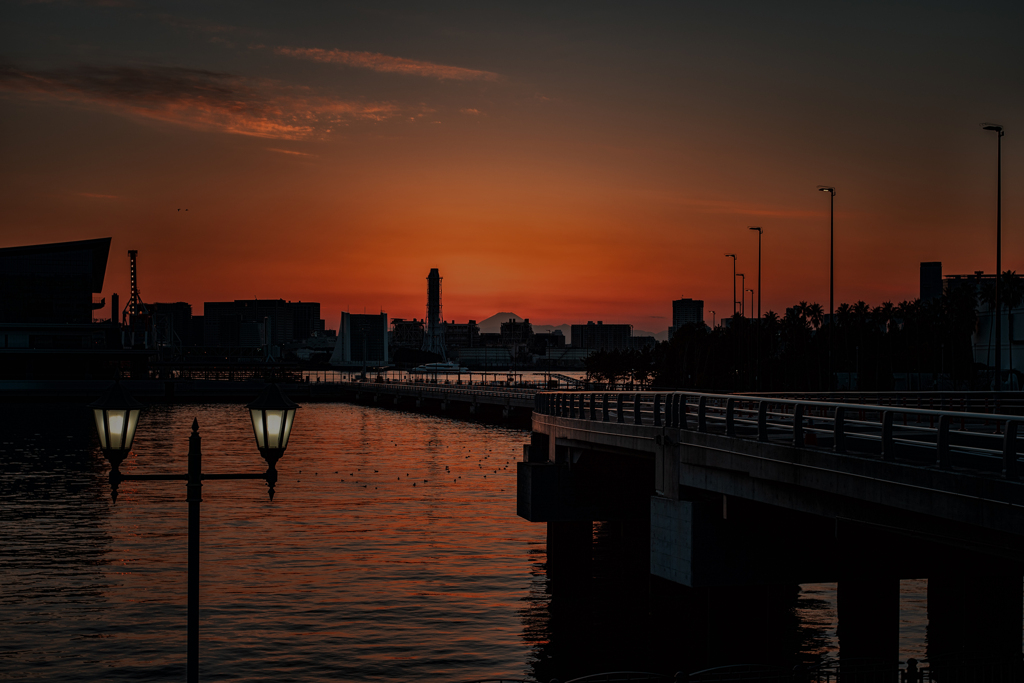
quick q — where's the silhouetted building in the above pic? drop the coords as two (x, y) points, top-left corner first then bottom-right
(0, 237), (144, 379)
(530, 330), (566, 356)
(478, 332), (503, 348)
(671, 298), (704, 336)
(330, 312), (389, 367)
(150, 302), (193, 352)
(445, 320), (480, 349)
(0, 237), (111, 324)
(202, 299), (324, 347)
(422, 268), (446, 359)
(571, 321), (632, 351)
(500, 318), (533, 345)
(920, 262), (942, 302)
(391, 318), (425, 348)
(290, 301), (325, 341)
(630, 335), (656, 350)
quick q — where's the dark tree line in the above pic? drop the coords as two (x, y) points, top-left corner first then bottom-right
(584, 271), (1022, 392)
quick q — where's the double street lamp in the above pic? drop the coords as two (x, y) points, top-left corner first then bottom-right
(90, 382), (300, 683)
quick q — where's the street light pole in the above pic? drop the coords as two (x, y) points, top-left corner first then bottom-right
(725, 254), (737, 317)
(737, 274), (746, 317)
(818, 186), (836, 391)
(749, 227), (763, 390)
(982, 124), (1004, 390)
(748, 227), (763, 320)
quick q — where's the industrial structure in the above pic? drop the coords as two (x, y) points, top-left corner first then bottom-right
(421, 268), (446, 360)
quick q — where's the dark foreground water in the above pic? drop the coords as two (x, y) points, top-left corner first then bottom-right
(2, 402), (932, 681)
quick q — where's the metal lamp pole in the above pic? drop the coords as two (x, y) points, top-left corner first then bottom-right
(90, 383), (299, 683)
(818, 186), (836, 392)
(737, 274), (746, 317)
(749, 226), (763, 390)
(982, 124), (1004, 390)
(725, 254), (737, 317)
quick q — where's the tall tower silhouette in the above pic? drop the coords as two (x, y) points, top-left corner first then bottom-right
(421, 268), (446, 359)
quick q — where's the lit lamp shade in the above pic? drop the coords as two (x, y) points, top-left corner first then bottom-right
(247, 384), (299, 455)
(89, 382), (144, 456)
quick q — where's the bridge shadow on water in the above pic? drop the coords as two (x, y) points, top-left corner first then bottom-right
(521, 518), (1023, 683)
(523, 520), (818, 682)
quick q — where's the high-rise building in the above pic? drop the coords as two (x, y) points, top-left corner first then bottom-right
(421, 268), (446, 359)
(671, 298), (704, 336)
(920, 262), (942, 302)
(330, 312), (389, 367)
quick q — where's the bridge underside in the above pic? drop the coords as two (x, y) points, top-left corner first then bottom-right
(519, 411), (1024, 666)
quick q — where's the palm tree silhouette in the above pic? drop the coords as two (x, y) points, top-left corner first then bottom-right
(807, 303), (824, 331)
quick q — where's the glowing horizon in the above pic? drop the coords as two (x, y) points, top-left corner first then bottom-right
(2, 3), (1021, 332)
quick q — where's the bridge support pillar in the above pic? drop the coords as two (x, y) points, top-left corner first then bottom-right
(546, 520), (592, 578)
(927, 572), (1023, 669)
(837, 577), (899, 670)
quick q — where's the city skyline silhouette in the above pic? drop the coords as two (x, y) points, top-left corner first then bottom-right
(2, 3), (1021, 330)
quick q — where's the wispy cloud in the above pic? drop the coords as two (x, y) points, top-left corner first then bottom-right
(275, 47), (500, 82)
(0, 63), (399, 139)
(266, 147), (312, 156)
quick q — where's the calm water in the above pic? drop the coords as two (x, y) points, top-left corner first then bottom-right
(1, 402), (930, 681)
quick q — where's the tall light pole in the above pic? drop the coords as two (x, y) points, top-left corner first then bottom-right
(982, 124), (1004, 390)
(737, 273), (746, 317)
(749, 226), (763, 390)
(748, 227), (763, 320)
(746, 289), (754, 317)
(725, 254), (737, 317)
(818, 186), (836, 391)
(710, 311), (715, 329)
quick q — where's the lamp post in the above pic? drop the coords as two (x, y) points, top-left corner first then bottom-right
(90, 382), (299, 683)
(710, 311), (715, 329)
(749, 226), (763, 390)
(818, 186), (836, 391)
(725, 254), (737, 317)
(737, 274), (746, 317)
(982, 123), (1004, 390)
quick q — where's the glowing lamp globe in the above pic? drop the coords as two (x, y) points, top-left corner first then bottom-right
(89, 382), (144, 465)
(247, 384), (299, 469)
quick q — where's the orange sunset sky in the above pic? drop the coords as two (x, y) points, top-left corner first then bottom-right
(2, 2), (1022, 334)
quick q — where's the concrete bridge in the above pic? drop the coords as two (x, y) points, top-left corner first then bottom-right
(518, 390), (1024, 669)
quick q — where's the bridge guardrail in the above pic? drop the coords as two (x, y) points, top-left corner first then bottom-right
(535, 391), (1024, 479)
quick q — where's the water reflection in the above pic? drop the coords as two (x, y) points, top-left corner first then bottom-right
(1, 402), (932, 681)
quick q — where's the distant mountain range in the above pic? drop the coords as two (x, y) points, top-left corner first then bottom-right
(476, 312), (668, 342)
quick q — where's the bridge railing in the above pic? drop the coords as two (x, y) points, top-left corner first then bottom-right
(535, 391), (1024, 478)
(741, 391), (1024, 417)
(336, 380), (535, 401)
